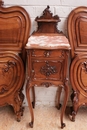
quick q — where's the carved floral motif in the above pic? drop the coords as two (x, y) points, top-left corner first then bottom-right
(2, 61), (16, 74)
(82, 61), (87, 72)
(44, 50), (50, 57)
(41, 82), (52, 87)
(73, 91), (78, 104)
(40, 62), (57, 76)
(0, 85), (8, 94)
(0, 61), (16, 94)
(14, 90), (24, 121)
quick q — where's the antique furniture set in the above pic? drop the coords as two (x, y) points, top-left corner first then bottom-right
(0, 0), (87, 129)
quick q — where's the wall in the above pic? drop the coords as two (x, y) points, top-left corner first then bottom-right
(4, 0), (87, 106)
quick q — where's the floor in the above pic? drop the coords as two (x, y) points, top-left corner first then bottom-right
(0, 105), (87, 130)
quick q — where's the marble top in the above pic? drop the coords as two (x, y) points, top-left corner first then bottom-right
(26, 35), (70, 49)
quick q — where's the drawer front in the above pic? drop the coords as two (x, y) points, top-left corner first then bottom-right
(31, 60), (64, 81)
(31, 49), (65, 58)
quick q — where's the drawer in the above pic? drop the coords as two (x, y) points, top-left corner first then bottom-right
(31, 59), (64, 81)
(31, 49), (65, 58)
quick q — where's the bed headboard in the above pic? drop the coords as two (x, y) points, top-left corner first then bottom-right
(0, 1), (31, 60)
(68, 6), (87, 58)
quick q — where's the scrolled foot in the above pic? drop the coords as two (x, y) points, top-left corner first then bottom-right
(69, 107), (76, 122)
(29, 121), (33, 128)
(61, 123), (66, 129)
(56, 103), (62, 110)
(21, 107), (24, 116)
(17, 118), (21, 122)
(69, 114), (75, 122)
(16, 112), (21, 122)
(72, 117), (75, 122)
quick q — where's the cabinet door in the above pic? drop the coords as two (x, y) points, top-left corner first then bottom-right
(31, 59), (64, 81)
(0, 52), (24, 97)
(70, 54), (87, 97)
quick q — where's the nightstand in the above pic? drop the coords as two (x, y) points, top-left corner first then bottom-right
(25, 6), (70, 128)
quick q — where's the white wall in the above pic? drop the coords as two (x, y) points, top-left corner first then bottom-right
(3, 0), (87, 106)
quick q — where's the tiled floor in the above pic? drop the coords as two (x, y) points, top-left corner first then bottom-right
(0, 105), (87, 130)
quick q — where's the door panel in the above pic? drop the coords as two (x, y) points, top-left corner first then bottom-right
(31, 59), (64, 81)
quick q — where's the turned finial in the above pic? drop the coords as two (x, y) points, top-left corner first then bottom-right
(0, 0), (4, 7)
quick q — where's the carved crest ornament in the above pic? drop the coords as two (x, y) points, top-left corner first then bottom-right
(0, 0), (4, 7)
(35, 5), (62, 33)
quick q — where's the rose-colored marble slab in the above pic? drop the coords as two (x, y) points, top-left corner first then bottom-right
(26, 35), (71, 50)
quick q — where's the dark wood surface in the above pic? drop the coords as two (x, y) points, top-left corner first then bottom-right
(68, 6), (87, 121)
(0, 1), (31, 121)
(26, 6), (70, 128)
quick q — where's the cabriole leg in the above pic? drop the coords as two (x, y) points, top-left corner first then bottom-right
(26, 80), (34, 128)
(32, 86), (35, 108)
(57, 87), (62, 110)
(70, 91), (78, 121)
(61, 81), (69, 129)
